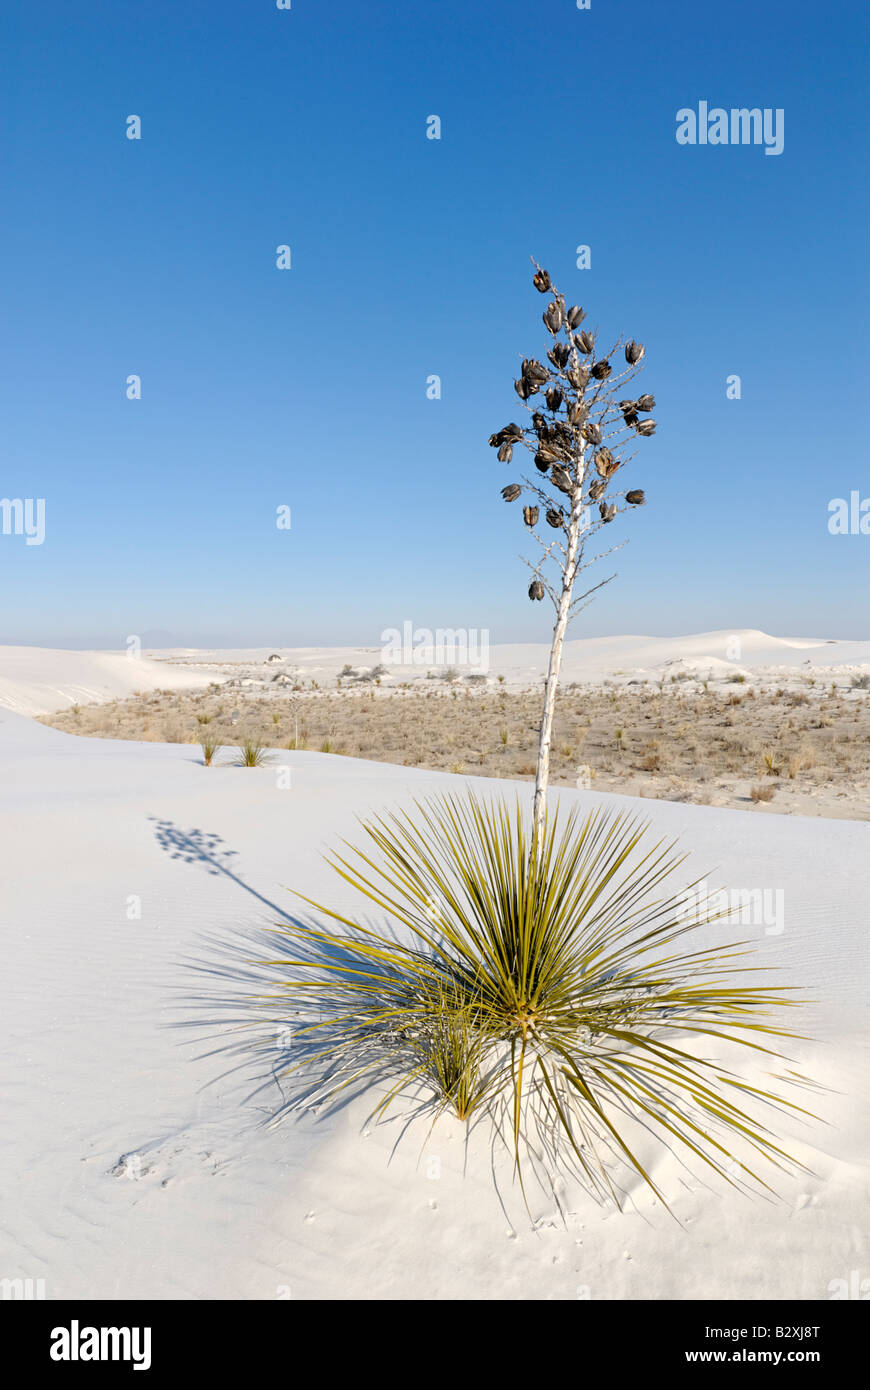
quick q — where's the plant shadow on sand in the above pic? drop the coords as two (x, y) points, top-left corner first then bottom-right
(155, 809), (823, 1227)
(152, 817), (495, 1180)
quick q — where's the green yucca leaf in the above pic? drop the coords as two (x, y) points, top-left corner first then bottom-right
(263, 791), (818, 1211)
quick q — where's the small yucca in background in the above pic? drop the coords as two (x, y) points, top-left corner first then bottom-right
(238, 740), (270, 767)
(264, 791), (815, 1209)
(200, 736), (222, 766)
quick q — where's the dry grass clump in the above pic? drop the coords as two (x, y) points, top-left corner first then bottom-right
(750, 784), (776, 804)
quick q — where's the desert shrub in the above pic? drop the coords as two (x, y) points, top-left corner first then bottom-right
(264, 792), (812, 1207)
(750, 783), (776, 803)
(851, 674), (870, 690)
(238, 740), (270, 767)
(761, 749), (783, 777)
(345, 664), (382, 684)
(200, 736), (222, 767)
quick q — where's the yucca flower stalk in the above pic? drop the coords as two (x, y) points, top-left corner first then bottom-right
(491, 259), (656, 838)
(265, 793), (815, 1208)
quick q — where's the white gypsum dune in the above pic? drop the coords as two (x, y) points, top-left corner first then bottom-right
(0, 702), (867, 1300)
(2, 630), (870, 716)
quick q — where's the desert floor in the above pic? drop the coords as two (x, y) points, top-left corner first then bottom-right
(1, 635), (868, 1299)
(35, 630), (870, 821)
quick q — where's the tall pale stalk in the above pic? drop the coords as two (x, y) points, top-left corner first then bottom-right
(533, 446), (587, 838)
(492, 260), (655, 839)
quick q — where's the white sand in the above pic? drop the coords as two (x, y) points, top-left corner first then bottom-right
(0, 646), (214, 717)
(1, 665), (868, 1299)
(3, 630), (869, 717)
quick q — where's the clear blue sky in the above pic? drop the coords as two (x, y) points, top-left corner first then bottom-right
(1, 0), (867, 648)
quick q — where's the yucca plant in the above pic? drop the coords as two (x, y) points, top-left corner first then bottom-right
(200, 736), (222, 766)
(238, 739), (270, 767)
(265, 792), (815, 1209)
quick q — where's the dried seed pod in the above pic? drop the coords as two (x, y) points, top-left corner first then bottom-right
(501, 484), (522, 502)
(533, 269), (551, 293)
(599, 502), (617, 523)
(566, 400), (587, 426)
(635, 394), (655, 412)
(626, 489), (646, 505)
(549, 342), (570, 369)
(545, 508), (565, 529)
(587, 479), (606, 500)
(566, 305), (585, 329)
(523, 505), (539, 527)
(488, 431), (503, 448)
(531, 411), (547, 432)
(534, 451), (552, 473)
(551, 465), (574, 495)
(622, 409), (639, 427)
(590, 359), (612, 381)
(625, 340), (645, 365)
(594, 446), (615, 478)
(544, 302), (563, 333)
(636, 419), (656, 436)
(576, 331), (594, 354)
(523, 359), (549, 384)
(618, 400), (637, 414)
(545, 386), (563, 412)
(528, 579), (545, 601)
(497, 442), (513, 463)
(514, 377), (533, 400)
(566, 365), (589, 391)
(581, 421), (602, 445)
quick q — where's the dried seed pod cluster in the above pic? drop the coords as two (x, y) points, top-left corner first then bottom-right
(490, 262), (657, 599)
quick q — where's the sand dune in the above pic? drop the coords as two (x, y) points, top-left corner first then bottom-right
(0, 646), (214, 717)
(2, 630), (869, 718)
(0, 705), (867, 1299)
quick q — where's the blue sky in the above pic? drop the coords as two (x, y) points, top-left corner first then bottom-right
(1, 0), (867, 648)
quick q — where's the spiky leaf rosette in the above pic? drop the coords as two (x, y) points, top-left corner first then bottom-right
(262, 793), (815, 1209)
